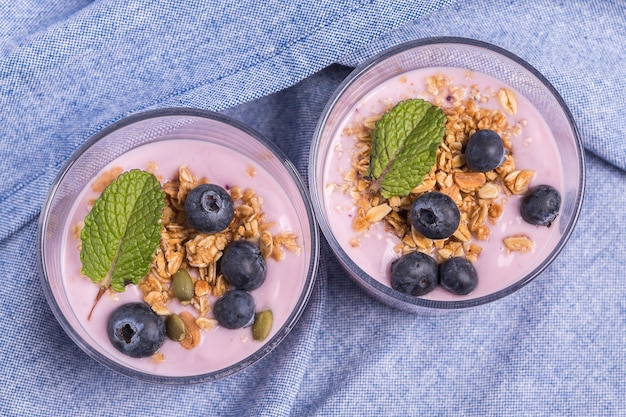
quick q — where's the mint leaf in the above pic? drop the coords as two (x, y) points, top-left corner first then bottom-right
(367, 99), (446, 198)
(80, 169), (165, 292)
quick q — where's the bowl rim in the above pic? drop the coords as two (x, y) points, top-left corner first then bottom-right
(309, 36), (585, 310)
(37, 107), (320, 384)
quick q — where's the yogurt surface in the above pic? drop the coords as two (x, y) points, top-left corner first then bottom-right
(322, 67), (565, 301)
(61, 138), (309, 377)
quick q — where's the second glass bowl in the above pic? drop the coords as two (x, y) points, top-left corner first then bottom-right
(309, 37), (584, 312)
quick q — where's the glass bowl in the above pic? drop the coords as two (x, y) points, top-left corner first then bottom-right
(38, 108), (319, 383)
(309, 37), (584, 313)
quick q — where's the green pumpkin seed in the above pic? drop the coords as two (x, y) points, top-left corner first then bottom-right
(171, 269), (194, 303)
(165, 314), (186, 341)
(252, 310), (273, 341)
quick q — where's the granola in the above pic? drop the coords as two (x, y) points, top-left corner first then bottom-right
(341, 73), (536, 265)
(142, 165), (300, 333)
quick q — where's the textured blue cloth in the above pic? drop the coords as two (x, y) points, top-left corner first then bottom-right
(1, 0), (625, 416)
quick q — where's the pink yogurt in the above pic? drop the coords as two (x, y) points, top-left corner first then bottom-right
(322, 67), (565, 301)
(61, 138), (307, 377)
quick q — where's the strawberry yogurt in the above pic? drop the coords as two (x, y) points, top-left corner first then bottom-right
(321, 67), (565, 302)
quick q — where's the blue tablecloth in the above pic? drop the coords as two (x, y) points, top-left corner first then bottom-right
(1, 0), (624, 415)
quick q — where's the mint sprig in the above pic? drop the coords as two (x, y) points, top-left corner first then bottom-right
(366, 99), (446, 198)
(80, 169), (165, 293)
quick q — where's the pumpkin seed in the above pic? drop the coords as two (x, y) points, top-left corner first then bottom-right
(252, 310), (273, 341)
(171, 269), (194, 303)
(165, 314), (186, 342)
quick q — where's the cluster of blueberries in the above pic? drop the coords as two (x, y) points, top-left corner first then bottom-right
(107, 183), (267, 358)
(390, 129), (561, 297)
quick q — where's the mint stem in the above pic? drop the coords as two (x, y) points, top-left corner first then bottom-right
(368, 154), (396, 193)
(87, 286), (108, 321)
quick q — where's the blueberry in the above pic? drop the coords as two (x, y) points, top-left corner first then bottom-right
(213, 290), (256, 329)
(220, 240), (267, 291)
(390, 251), (439, 296)
(439, 257), (478, 295)
(184, 184), (234, 234)
(464, 129), (505, 172)
(520, 184), (561, 227)
(107, 303), (166, 358)
(409, 192), (460, 239)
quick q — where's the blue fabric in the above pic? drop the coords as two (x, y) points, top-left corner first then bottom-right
(1, 0), (624, 415)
